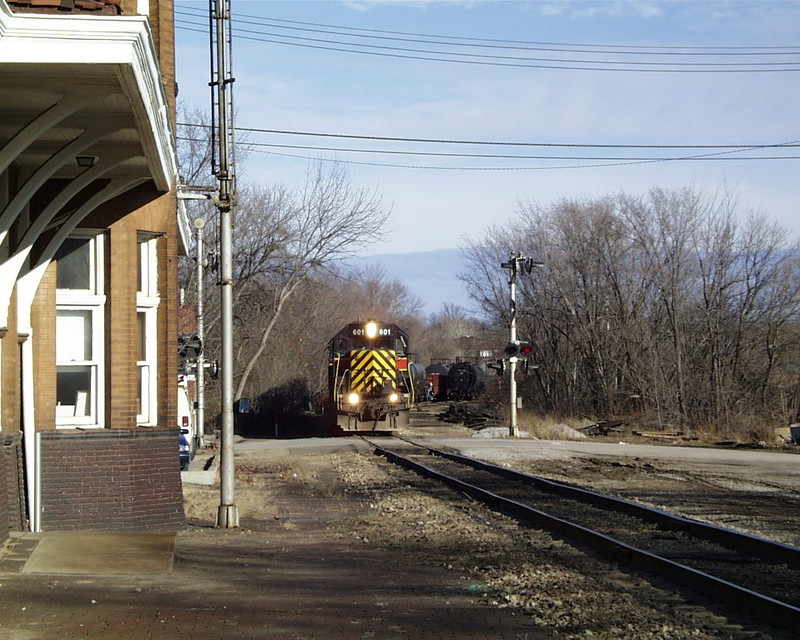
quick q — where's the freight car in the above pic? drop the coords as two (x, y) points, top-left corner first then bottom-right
(446, 361), (485, 401)
(327, 320), (424, 432)
(425, 362), (451, 401)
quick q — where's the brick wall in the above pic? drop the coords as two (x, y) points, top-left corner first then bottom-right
(39, 429), (185, 531)
(105, 223), (138, 427)
(178, 305), (197, 334)
(32, 262), (57, 432)
(7, 1), (122, 15)
(0, 440), (7, 541)
(1, 433), (26, 539)
(149, 0), (176, 119)
(1, 295), (21, 431)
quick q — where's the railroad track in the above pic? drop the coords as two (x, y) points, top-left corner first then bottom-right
(364, 437), (800, 629)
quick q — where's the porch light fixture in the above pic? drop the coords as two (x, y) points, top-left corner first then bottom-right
(75, 155), (97, 168)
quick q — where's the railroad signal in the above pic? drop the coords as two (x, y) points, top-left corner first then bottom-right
(503, 341), (534, 359)
(487, 359), (505, 376)
(178, 332), (203, 361)
(503, 342), (520, 358)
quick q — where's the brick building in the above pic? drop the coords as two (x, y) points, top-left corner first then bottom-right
(0, 0), (186, 536)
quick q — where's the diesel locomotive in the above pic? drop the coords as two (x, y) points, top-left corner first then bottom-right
(327, 320), (424, 432)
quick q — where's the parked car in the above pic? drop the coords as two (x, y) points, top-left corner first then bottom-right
(178, 384), (198, 456)
(179, 432), (192, 471)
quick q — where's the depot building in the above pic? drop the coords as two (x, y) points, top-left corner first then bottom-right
(0, 0), (187, 538)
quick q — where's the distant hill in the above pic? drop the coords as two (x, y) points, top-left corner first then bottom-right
(356, 248), (474, 315)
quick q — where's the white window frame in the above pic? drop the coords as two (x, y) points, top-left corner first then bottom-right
(136, 233), (160, 425)
(55, 231), (105, 428)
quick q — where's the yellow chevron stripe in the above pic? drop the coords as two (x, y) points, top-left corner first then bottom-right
(349, 349), (397, 392)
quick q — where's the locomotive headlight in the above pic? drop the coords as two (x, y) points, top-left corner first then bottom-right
(347, 392), (360, 405)
(388, 392), (399, 403)
(365, 321), (378, 339)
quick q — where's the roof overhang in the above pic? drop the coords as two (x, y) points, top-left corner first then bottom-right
(0, 0), (179, 328)
(0, 1), (177, 191)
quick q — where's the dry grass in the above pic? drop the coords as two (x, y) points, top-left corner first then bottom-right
(692, 415), (782, 445)
(182, 454), (352, 524)
(514, 413), (590, 440)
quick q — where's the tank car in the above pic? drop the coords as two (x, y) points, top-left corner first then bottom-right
(327, 320), (423, 432)
(446, 361), (485, 401)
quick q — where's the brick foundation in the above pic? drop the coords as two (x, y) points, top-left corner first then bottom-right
(1, 432), (26, 539)
(39, 428), (185, 531)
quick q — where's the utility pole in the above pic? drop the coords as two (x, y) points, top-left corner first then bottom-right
(193, 217), (206, 450)
(211, 0), (238, 528)
(500, 253), (543, 438)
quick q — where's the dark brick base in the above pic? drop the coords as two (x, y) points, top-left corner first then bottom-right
(1, 432), (26, 539)
(39, 428), (185, 531)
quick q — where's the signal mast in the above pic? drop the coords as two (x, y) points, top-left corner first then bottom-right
(500, 253), (542, 437)
(210, 0), (238, 528)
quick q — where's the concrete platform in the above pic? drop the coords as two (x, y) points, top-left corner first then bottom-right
(19, 531), (175, 575)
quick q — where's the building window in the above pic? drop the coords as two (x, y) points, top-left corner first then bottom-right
(137, 234), (160, 425)
(55, 233), (105, 427)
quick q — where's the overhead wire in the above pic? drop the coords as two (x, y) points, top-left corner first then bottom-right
(180, 123), (799, 151)
(219, 146), (799, 173)
(225, 10), (800, 54)
(178, 123), (800, 153)
(175, 6), (800, 55)
(174, 8), (800, 72)
(177, 131), (800, 172)
(174, 6), (800, 170)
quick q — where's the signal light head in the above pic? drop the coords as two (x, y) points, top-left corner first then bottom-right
(503, 341), (534, 359)
(503, 342), (520, 357)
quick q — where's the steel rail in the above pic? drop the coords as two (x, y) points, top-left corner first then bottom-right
(369, 440), (800, 628)
(402, 438), (800, 569)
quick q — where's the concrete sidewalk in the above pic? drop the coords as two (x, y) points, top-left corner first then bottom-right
(181, 445), (219, 486)
(14, 531), (175, 575)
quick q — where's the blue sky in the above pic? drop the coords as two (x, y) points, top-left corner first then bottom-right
(174, 1), (799, 308)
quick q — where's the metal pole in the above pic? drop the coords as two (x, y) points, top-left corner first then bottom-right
(508, 256), (519, 438)
(193, 218), (206, 450)
(213, 0), (238, 528)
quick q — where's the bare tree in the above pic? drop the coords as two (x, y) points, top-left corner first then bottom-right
(176, 103), (215, 188)
(234, 161), (389, 400)
(234, 262), (425, 400)
(461, 186), (800, 435)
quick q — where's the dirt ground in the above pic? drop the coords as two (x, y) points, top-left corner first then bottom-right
(180, 432), (797, 640)
(2, 409), (795, 639)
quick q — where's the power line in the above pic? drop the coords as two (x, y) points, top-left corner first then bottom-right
(178, 136), (800, 163)
(174, 7), (799, 169)
(175, 6), (800, 55)
(178, 122), (800, 151)
(222, 140), (800, 161)
(174, 14), (800, 72)
(234, 146), (800, 172)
